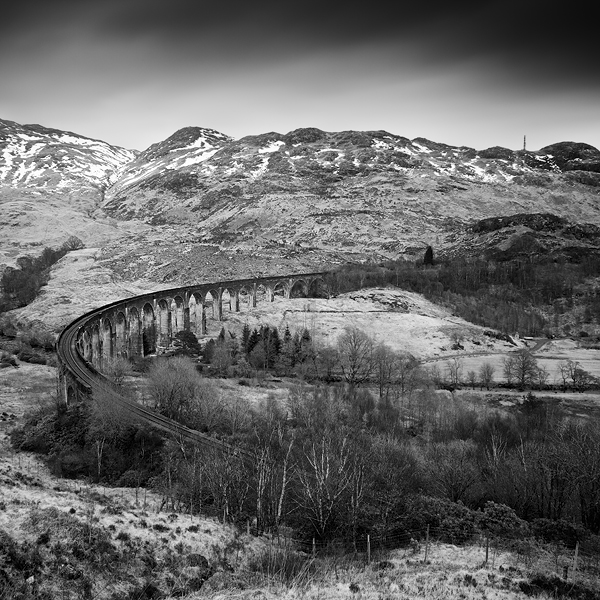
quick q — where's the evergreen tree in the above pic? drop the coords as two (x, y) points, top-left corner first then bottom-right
(247, 328), (260, 355)
(241, 323), (251, 353)
(424, 245), (434, 266)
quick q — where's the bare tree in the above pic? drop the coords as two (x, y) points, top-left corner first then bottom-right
(395, 353), (422, 397)
(428, 440), (479, 503)
(147, 356), (223, 429)
(445, 357), (464, 388)
(503, 350), (538, 389)
(88, 389), (134, 481)
(103, 356), (131, 387)
(466, 370), (477, 389)
(337, 327), (374, 386)
(559, 359), (594, 392)
(296, 434), (353, 539)
(373, 343), (397, 399)
(479, 362), (495, 390)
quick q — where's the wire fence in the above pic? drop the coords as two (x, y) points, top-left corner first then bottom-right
(253, 523), (600, 586)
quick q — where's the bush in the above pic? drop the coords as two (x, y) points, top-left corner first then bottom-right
(401, 495), (478, 544)
(478, 501), (529, 539)
(16, 347), (46, 364)
(531, 518), (587, 549)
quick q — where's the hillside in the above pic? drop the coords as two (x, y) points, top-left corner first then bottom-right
(1, 118), (599, 302)
(0, 118), (146, 268)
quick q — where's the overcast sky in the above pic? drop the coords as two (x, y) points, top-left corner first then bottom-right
(1, 0), (598, 152)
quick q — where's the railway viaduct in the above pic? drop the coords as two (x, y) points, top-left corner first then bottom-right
(57, 272), (328, 407)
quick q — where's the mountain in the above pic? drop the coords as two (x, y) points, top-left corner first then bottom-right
(2, 117), (600, 288)
(0, 118), (135, 192)
(0, 118), (142, 266)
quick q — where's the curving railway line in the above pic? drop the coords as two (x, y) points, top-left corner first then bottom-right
(56, 272), (329, 459)
(58, 308), (252, 458)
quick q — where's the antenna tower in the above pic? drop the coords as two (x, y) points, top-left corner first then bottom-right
(523, 135), (526, 151)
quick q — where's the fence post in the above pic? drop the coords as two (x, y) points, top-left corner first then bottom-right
(573, 541), (579, 574)
(367, 534), (371, 565)
(424, 525), (430, 563)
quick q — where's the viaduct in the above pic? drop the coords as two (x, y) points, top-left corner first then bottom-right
(56, 272), (328, 453)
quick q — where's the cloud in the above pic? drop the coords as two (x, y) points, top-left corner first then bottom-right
(0, 0), (597, 149)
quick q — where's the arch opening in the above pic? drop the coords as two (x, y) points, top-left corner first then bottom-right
(157, 299), (171, 351)
(115, 311), (127, 358)
(273, 281), (287, 300)
(221, 288), (233, 315)
(290, 279), (308, 299)
(308, 277), (329, 298)
(205, 289), (218, 320)
(142, 303), (157, 355)
(188, 293), (203, 337)
(172, 296), (185, 334)
(91, 323), (101, 369)
(238, 286), (252, 311)
(128, 307), (142, 357)
(102, 318), (114, 366)
(255, 284), (268, 305)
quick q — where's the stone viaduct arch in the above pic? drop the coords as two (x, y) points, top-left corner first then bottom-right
(57, 272), (329, 405)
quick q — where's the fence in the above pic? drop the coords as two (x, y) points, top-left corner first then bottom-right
(254, 523), (600, 586)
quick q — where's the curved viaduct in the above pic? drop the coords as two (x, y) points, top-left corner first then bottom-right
(56, 272), (328, 452)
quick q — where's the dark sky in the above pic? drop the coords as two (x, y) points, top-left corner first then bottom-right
(1, 0), (598, 151)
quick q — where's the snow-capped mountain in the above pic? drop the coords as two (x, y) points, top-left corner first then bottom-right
(1, 116), (600, 282)
(0, 118), (136, 192)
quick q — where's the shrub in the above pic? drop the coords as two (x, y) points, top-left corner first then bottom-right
(16, 347), (46, 364)
(401, 495), (478, 544)
(478, 501), (529, 539)
(531, 518), (587, 549)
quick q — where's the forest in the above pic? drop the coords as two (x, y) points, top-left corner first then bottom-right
(0, 236), (84, 312)
(323, 252), (600, 337)
(12, 323), (600, 556)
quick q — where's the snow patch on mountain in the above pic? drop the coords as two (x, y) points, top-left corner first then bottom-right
(0, 119), (135, 190)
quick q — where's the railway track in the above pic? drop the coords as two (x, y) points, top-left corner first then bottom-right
(57, 299), (252, 460)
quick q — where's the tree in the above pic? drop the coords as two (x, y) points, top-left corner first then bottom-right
(241, 323), (251, 354)
(503, 350), (538, 389)
(337, 327), (374, 386)
(424, 245), (434, 266)
(373, 343), (397, 399)
(296, 433), (353, 539)
(147, 356), (222, 429)
(479, 362), (495, 390)
(148, 357), (198, 420)
(211, 340), (233, 374)
(559, 359), (594, 392)
(466, 370), (477, 389)
(428, 440), (479, 503)
(173, 330), (201, 356)
(445, 357), (464, 388)
(103, 356), (130, 387)
(62, 235), (85, 251)
(395, 353), (422, 397)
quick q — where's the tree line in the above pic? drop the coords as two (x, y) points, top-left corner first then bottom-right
(14, 327), (600, 549)
(0, 235), (84, 311)
(322, 253), (600, 337)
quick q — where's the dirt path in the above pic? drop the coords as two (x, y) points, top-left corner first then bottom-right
(527, 338), (551, 354)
